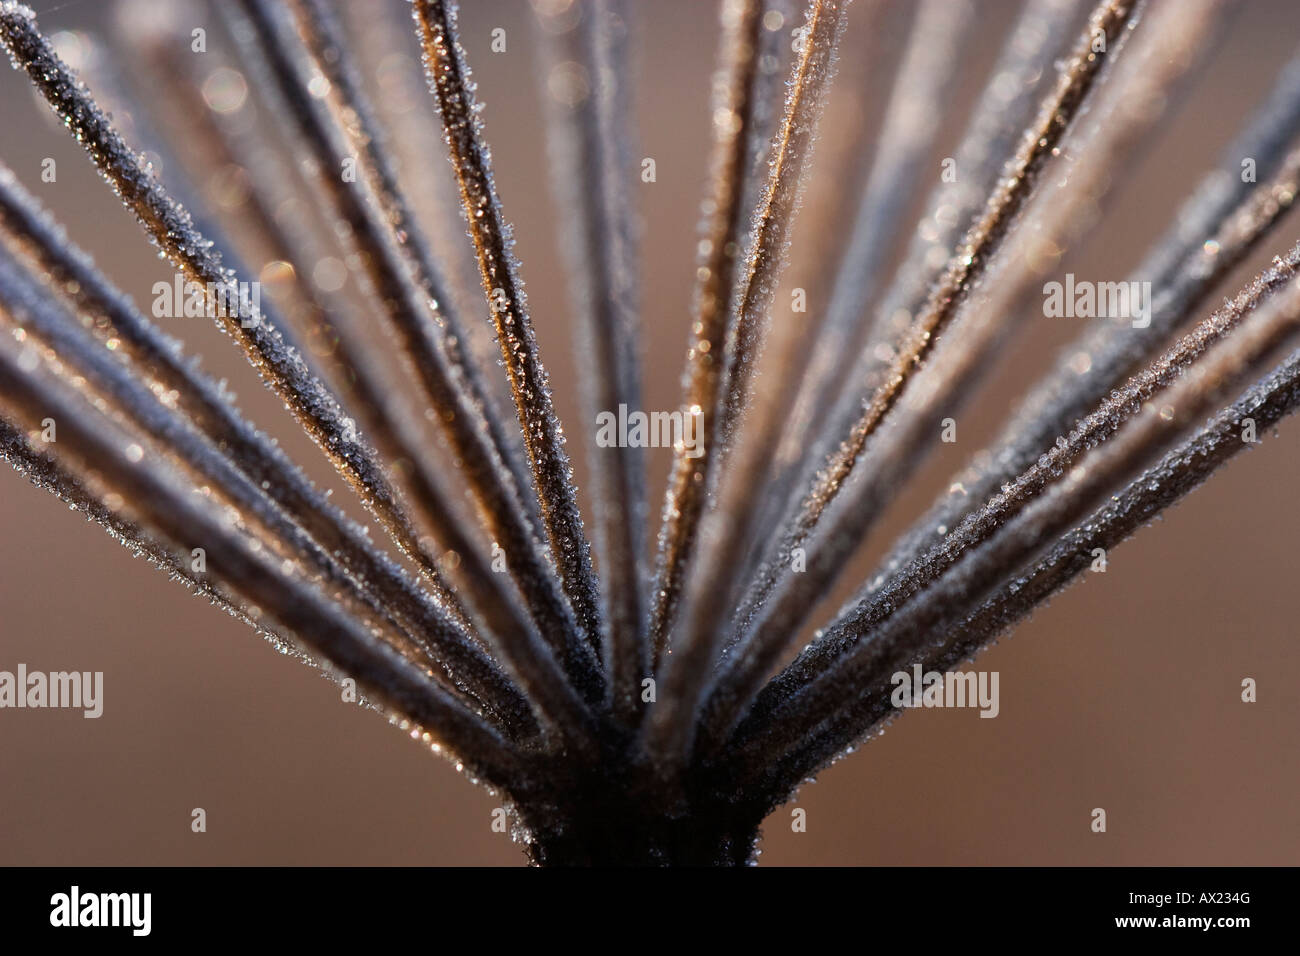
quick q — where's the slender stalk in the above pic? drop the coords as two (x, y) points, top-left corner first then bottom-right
(867, 56), (1300, 606)
(732, 242), (1300, 774)
(732, 288), (1300, 801)
(0, 176), (537, 736)
(714, 0), (853, 455)
(227, 0), (601, 711)
(413, 0), (607, 685)
(644, 0), (854, 768)
(727, 0), (965, 470)
(701, 0), (973, 627)
(640, 0), (764, 659)
(140, 3), (564, 711)
(0, 3), (593, 743)
(0, 327), (523, 789)
(749, 0), (1084, 561)
(734, 0), (799, 241)
(536, 0), (648, 720)
(733, 0), (1139, 613)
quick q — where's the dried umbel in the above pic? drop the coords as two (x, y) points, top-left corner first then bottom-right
(0, 0), (1297, 864)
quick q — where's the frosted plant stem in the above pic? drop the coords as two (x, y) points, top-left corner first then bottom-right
(678, 0), (853, 609)
(716, 0), (847, 590)
(0, 252), (424, 667)
(0, 7), (412, 609)
(413, 0), (608, 685)
(0, 172), (538, 737)
(640, 0), (763, 662)
(716, 0), (968, 614)
(730, 0), (968, 482)
(696, 0), (1150, 755)
(732, 284), (1300, 799)
(0, 419), (312, 668)
(866, 58), (1300, 607)
(724, 0), (1138, 619)
(145, 5), (559, 697)
(0, 337), (523, 788)
(644, 0), (853, 769)
(536, 0), (647, 721)
(227, 0), (600, 711)
(855, 0), (1090, 359)
(337, 0), (509, 429)
(277, 0), (541, 527)
(704, 6), (1271, 751)
(750, 0), (1084, 560)
(0, 2), (593, 743)
(714, 0), (851, 451)
(733, 0), (799, 243)
(730, 243), (1300, 772)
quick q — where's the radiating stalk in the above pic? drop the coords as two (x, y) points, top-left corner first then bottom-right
(0, 322), (524, 788)
(536, 0), (648, 720)
(227, 0), (602, 709)
(0, 3), (594, 743)
(638, 0), (763, 660)
(718, 0), (1214, 714)
(644, 0), (854, 768)
(702, 0), (970, 628)
(731, 243), (1300, 778)
(727, 0), (968, 485)
(0, 171), (538, 737)
(413, 0), (608, 687)
(124, 5), (569, 716)
(734, 285), (1300, 801)
(713, 0), (853, 455)
(732, 42), (1300, 743)
(749, 0), (1085, 564)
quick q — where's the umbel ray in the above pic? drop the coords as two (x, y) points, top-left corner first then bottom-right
(0, 0), (1296, 865)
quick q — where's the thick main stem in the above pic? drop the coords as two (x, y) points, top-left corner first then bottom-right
(506, 738), (766, 866)
(515, 794), (763, 867)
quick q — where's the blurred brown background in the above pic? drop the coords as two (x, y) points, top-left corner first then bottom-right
(0, 0), (1296, 865)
